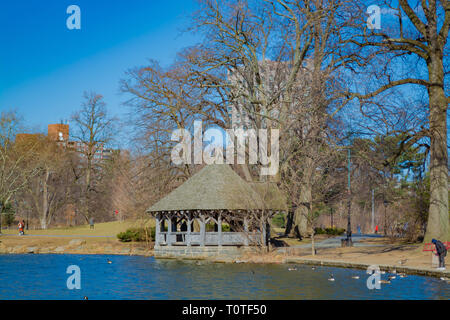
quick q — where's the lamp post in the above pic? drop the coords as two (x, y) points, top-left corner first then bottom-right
(345, 148), (352, 245)
(339, 131), (354, 247)
(341, 147), (353, 247)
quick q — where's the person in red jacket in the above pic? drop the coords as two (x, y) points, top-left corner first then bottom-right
(375, 225), (379, 234)
(18, 220), (25, 235)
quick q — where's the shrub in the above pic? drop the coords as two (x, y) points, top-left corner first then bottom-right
(117, 227), (155, 242)
(314, 227), (345, 236)
(1, 203), (15, 227)
(117, 230), (133, 242)
(325, 227), (345, 235)
(314, 227), (326, 235)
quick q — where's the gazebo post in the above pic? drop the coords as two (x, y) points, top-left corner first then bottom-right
(155, 213), (160, 246)
(200, 212), (206, 247)
(167, 213), (172, 246)
(244, 215), (249, 246)
(187, 211), (191, 247)
(218, 211), (222, 247)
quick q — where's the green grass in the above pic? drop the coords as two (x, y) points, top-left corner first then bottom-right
(2, 219), (156, 237)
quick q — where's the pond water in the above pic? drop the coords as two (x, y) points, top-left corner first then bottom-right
(0, 254), (448, 300)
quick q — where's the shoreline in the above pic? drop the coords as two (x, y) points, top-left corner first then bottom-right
(1, 234), (449, 280)
(283, 257), (450, 279)
(2, 249), (448, 280)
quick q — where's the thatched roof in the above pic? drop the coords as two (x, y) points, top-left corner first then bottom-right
(147, 164), (265, 212)
(249, 182), (288, 211)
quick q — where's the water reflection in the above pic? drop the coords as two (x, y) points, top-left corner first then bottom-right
(0, 254), (448, 300)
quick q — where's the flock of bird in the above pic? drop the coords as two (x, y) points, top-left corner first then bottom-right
(84, 259), (448, 300)
(285, 265), (428, 284)
(287, 263), (450, 285)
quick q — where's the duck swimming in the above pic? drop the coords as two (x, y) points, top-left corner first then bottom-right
(328, 274), (335, 281)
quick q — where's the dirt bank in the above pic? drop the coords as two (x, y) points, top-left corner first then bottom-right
(0, 235), (153, 256)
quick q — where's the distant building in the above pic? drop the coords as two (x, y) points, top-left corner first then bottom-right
(227, 60), (286, 130)
(48, 123), (69, 142)
(72, 141), (113, 161)
(15, 122), (115, 162)
(15, 133), (40, 144)
(227, 59), (312, 130)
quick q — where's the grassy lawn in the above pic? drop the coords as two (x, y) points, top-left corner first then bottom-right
(1, 219), (156, 237)
(0, 219), (159, 254)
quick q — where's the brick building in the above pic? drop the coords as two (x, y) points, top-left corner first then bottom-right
(15, 122), (114, 161)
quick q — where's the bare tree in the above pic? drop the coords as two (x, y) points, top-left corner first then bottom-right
(121, 0), (364, 242)
(20, 135), (75, 229)
(71, 92), (116, 223)
(0, 111), (41, 231)
(346, 0), (449, 241)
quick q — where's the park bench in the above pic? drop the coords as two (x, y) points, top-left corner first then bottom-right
(423, 241), (449, 268)
(423, 241), (450, 252)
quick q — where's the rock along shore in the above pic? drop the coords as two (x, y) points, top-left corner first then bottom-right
(0, 238), (153, 256)
(283, 256), (450, 279)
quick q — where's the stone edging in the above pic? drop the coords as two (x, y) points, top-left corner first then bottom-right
(284, 257), (450, 278)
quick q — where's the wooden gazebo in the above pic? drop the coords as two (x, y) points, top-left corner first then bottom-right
(147, 164), (285, 248)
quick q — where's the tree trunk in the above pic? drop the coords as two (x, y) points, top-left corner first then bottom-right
(424, 54), (449, 242)
(84, 156), (92, 223)
(290, 181), (312, 238)
(289, 154), (314, 238)
(41, 168), (49, 229)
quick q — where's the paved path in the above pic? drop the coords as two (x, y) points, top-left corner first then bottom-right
(277, 234), (385, 252)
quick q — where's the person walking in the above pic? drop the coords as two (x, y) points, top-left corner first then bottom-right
(18, 220), (25, 236)
(432, 239), (447, 270)
(89, 217), (94, 229)
(375, 225), (379, 234)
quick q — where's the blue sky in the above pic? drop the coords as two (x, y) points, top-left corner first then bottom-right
(0, 0), (199, 138)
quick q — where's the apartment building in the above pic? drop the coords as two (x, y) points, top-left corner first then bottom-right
(227, 59), (312, 130)
(15, 122), (114, 161)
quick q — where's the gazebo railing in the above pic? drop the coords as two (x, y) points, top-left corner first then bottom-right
(156, 231), (262, 246)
